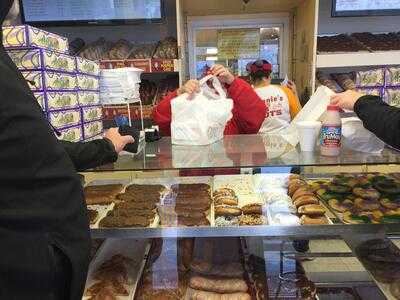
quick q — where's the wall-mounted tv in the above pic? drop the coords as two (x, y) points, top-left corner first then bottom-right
(19, 0), (164, 26)
(332, 0), (400, 17)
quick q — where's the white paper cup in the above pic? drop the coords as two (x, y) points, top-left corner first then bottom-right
(296, 121), (322, 152)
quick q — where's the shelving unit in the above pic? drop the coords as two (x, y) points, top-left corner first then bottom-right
(316, 51), (400, 68)
(100, 58), (180, 73)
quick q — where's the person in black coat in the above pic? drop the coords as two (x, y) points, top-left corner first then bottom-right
(331, 90), (400, 149)
(0, 1), (133, 299)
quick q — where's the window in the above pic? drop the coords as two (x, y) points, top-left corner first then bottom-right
(188, 14), (290, 80)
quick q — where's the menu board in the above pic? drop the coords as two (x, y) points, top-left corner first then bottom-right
(21, 0), (162, 23)
(217, 29), (260, 60)
(333, 0), (400, 16)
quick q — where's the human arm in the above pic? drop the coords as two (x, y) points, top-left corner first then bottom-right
(282, 86), (302, 120)
(224, 78), (267, 135)
(354, 95), (400, 149)
(153, 80), (200, 136)
(60, 128), (134, 172)
(331, 90), (400, 149)
(210, 65), (266, 135)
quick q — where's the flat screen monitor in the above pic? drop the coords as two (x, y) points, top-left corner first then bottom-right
(332, 0), (400, 17)
(19, 0), (164, 26)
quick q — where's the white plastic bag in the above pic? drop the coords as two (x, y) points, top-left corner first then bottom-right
(342, 117), (385, 154)
(171, 75), (233, 145)
(282, 86), (334, 146)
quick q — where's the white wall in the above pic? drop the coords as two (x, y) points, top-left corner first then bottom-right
(42, 0), (177, 43)
(318, 0), (400, 34)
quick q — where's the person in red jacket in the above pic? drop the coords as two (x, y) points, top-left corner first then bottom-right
(153, 65), (267, 136)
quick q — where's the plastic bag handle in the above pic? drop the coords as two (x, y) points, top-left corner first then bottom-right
(199, 75), (227, 100)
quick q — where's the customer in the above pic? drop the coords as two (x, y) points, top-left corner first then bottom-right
(0, 1), (133, 299)
(248, 60), (302, 134)
(153, 64), (267, 136)
(61, 127), (133, 171)
(331, 90), (400, 149)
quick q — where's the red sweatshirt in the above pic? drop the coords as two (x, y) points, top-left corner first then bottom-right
(153, 78), (267, 136)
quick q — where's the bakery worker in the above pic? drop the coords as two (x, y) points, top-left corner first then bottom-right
(153, 64), (267, 136)
(0, 1), (134, 299)
(247, 59), (302, 134)
(331, 90), (400, 149)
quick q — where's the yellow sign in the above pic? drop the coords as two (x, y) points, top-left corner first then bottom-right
(218, 29), (260, 59)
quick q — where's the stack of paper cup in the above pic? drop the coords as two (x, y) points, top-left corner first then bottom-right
(296, 121), (322, 152)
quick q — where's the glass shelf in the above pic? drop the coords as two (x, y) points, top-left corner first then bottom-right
(90, 134), (400, 172)
(91, 223), (400, 239)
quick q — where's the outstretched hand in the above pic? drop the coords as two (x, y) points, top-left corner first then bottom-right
(104, 128), (135, 153)
(330, 90), (365, 111)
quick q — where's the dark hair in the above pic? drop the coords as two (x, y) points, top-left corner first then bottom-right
(249, 69), (272, 85)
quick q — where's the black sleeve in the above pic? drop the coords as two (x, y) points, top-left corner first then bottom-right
(60, 139), (118, 172)
(354, 95), (400, 149)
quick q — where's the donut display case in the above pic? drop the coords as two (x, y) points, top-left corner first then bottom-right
(82, 134), (400, 300)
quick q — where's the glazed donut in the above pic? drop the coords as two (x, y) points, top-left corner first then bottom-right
(292, 187), (315, 202)
(327, 184), (352, 194)
(293, 195), (319, 208)
(215, 206), (242, 217)
(373, 180), (400, 194)
(354, 198), (381, 211)
(288, 180), (307, 197)
(353, 187), (380, 200)
(214, 195), (238, 206)
(328, 199), (354, 213)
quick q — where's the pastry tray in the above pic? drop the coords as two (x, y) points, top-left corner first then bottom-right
(158, 176), (214, 227)
(88, 203), (115, 229)
(184, 237), (254, 299)
(86, 179), (130, 229)
(305, 176), (350, 224)
(305, 175), (400, 225)
(367, 241), (400, 300)
(88, 179), (160, 229)
(83, 238), (151, 300)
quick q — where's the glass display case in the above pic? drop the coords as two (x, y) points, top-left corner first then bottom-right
(84, 135), (400, 300)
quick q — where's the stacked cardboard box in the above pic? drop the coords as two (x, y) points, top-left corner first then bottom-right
(3, 25), (103, 142)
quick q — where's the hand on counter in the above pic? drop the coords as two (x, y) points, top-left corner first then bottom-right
(330, 90), (365, 111)
(104, 128), (134, 153)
